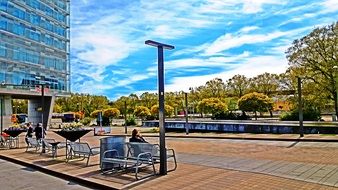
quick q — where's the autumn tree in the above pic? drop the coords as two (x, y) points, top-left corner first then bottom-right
(197, 98), (227, 117)
(134, 106), (151, 121)
(103, 108), (120, 126)
(238, 92), (273, 120)
(90, 110), (102, 118)
(150, 105), (174, 118)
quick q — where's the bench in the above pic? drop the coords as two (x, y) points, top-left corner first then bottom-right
(68, 142), (100, 166)
(41, 139), (66, 158)
(127, 142), (177, 172)
(0, 135), (9, 148)
(101, 143), (156, 180)
(25, 137), (40, 152)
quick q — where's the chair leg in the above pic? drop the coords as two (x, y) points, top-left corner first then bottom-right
(86, 155), (90, 166)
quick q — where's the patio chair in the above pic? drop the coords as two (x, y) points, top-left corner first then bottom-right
(101, 143), (156, 180)
(41, 139), (66, 158)
(68, 142), (100, 166)
(25, 137), (40, 152)
(0, 135), (9, 148)
(127, 142), (177, 172)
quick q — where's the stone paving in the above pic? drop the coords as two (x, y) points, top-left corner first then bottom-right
(1, 127), (338, 189)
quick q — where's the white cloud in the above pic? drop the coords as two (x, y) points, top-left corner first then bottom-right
(204, 31), (285, 55)
(321, 0), (338, 13)
(204, 27), (312, 55)
(70, 0), (338, 99)
(239, 26), (260, 33)
(147, 51), (250, 71)
(242, 0), (286, 13)
(165, 55), (288, 92)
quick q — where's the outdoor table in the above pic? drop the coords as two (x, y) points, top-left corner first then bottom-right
(49, 142), (60, 158)
(54, 129), (92, 159)
(3, 129), (27, 148)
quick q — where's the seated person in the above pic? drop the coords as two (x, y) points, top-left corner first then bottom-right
(129, 129), (147, 143)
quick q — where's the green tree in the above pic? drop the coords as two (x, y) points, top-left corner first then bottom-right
(139, 92), (157, 108)
(249, 72), (279, 96)
(226, 75), (250, 97)
(204, 78), (226, 98)
(286, 22), (338, 115)
(134, 106), (151, 121)
(238, 92), (273, 120)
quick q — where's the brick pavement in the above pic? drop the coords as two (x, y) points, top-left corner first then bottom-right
(1, 128), (338, 189)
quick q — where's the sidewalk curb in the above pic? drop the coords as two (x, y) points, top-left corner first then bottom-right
(0, 154), (119, 190)
(104, 134), (338, 142)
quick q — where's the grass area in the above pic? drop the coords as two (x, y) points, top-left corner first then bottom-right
(320, 134), (337, 136)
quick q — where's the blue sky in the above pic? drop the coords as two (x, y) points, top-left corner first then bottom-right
(70, 0), (338, 100)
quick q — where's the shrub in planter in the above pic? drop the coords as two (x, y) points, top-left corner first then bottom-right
(280, 107), (321, 121)
(212, 111), (250, 120)
(80, 117), (92, 126)
(125, 116), (137, 126)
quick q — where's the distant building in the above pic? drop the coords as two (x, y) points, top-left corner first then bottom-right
(0, 0), (70, 128)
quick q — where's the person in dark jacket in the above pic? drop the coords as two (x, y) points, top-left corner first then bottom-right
(34, 123), (45, 141)
(25, 122), (34, 145)
(129, 129), (147, 143)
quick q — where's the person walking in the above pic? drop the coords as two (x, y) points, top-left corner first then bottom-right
(25, 122), (34, 145)
(34, 123), (44, 141)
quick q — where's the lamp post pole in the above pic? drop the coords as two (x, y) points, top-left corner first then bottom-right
(41, 83), (46, 153)
(124, 100), (127, 134)
(145, 40), (174, 175)
(184, 92), (189, 135)
(297, 77), (304, 137)
(0, 96), (3, 135)
(333, 66), (338, 120)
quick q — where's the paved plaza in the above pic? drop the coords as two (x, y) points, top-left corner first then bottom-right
(1, 127), (338, 189)
(0, 159), (90, 190)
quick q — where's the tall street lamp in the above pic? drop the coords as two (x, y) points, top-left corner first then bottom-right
(297, 77), (304, 137)
(184, 92), (189, 135)
(124, 100), (127, 134)
(145, 40), (174, 175)
(333, 66), (338, 120)
(0, 96), (3, 135)
(36, 76), (46, 152)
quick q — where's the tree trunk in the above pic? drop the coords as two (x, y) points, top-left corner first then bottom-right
(335, 92), (338, 120)
(254, 111), (257, 120)
(269, 109), (273, 117)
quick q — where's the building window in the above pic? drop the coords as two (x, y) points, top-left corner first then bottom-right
(0, 0), (7, 11)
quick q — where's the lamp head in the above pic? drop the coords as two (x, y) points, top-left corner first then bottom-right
(145, 40), (174, 50)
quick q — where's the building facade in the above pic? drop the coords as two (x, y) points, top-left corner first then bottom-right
(0, 0), (70, 128)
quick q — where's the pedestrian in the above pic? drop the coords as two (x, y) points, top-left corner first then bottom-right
(129, 129), (147, 143)
(25, 122), (34, 145)
(34, 123), (45, 142)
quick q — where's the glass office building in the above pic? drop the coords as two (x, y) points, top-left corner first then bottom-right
(0, 0), (70, 92)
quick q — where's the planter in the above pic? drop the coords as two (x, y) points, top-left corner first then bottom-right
(54, 129), (91, 142)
